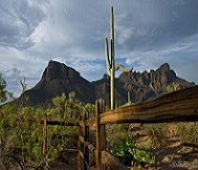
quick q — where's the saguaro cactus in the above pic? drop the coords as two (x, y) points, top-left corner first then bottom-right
(105, 6), (133, 110)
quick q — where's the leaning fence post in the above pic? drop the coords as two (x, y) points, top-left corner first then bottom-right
(95, 99), (106, 170)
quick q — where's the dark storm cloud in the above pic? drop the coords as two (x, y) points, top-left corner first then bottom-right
(115, 0), (198, 52)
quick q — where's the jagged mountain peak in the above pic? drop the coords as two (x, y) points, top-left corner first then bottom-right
(118, 63), (176, 87)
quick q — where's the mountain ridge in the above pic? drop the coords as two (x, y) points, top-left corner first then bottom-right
(17, 60), (195, 107)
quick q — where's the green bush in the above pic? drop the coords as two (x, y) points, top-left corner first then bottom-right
(111, 136), (133, 166)
(111, 136), (155, 167)
(129, 141), (155, 167)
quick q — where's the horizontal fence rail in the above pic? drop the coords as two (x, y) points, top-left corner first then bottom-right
(79, 85), (198, 128)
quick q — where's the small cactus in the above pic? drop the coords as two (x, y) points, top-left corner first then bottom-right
(105, 6), (133, 110)
(173, 81), (180, 91)
(128, 91), (131, 105)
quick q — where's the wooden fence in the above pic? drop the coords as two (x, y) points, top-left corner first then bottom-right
(45, 85), (198, 170)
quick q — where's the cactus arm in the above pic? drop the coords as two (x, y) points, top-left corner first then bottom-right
(115, 65), (133, 72)
(105, 37), (111, 76)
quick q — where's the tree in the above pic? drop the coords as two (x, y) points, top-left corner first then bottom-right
(0, 73), (12, 104)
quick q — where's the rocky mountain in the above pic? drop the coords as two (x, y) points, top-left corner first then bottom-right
(17, 61), (195, 107)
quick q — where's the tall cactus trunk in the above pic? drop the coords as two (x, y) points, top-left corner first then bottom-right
(110, 68), (115, 110)
(105, 6), (133, 110)
(110, 6), (115, 110)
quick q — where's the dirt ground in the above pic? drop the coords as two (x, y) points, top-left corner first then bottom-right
(130, 123), (198, 170)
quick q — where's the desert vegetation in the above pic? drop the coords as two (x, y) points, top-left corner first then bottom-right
(0, 75), (198, 170)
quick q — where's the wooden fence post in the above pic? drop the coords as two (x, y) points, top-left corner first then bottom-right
(83, 111), (89, 170)
(42, 113), (47, 156)
(95, 99), (106, 170)
(78, 115), (83, 170)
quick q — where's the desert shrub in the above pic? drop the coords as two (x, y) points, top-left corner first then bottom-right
(191, 123), (198, 143)
(111, 136), (133, 165)
(142, 123), (168, 146)
(177, 122), (198, 144)
(177, 123), (190, 142)
(111, 136), (155, 167)
(129, 141), (155, 167)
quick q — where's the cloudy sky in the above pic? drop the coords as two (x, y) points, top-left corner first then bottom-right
(0, 0), (198, 98)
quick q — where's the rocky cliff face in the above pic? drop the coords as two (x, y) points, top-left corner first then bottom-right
(18, 61), (195, 107)
(94, 63), (195, 106)
(119, 63), (176, 87)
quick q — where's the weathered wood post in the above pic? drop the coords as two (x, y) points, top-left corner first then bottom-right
(95, 99), (106, 170)
(78, 115), (83, 170)
(42, 113), (47, 156)
(41, 102), (49, 169)
(83, 111), (89, 170)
